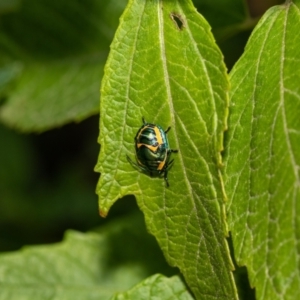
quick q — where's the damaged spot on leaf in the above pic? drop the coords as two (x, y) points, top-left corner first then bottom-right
(170, 12), (184, 30)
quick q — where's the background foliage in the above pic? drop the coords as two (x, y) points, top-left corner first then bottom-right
(1, 0), (298, 299)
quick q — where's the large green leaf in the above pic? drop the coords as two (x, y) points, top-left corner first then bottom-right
(111, 274), (193, 300)
(0, 213), (174, 299)
(0, 0), (126, 132)
(0, 58), (103, 131)
(96, 0), (237, 299)
(0, 231), (130, 299)
(225, 1), (300, 299)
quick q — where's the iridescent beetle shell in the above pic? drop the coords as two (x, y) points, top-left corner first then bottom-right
(127, 118), (177, 187)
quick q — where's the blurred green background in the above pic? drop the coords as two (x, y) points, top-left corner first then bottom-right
(0, 0), (136, 252)
(0, 114), (144, 251)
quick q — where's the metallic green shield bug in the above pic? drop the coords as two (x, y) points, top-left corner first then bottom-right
(127, 117), (178, 187)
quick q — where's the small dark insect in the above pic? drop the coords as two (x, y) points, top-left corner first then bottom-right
(127, 117), (178, 187)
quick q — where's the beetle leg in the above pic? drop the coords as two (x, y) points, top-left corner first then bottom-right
(142, 117), (147, 124)
(168, 149), (178, 154)
(127, 155), (143, 170)
(166, 159), (174, 170)
(163, 159), (176, 187)
(127, 155), (150, 174)
(164, 126), (171, 134)
(126, 155), (138, 167)
(164, 170), (170, 187)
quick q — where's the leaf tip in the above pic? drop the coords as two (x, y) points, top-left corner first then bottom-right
(99, 207), (108, 218)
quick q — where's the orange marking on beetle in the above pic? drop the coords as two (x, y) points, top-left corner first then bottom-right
(153, 126), (163, 145)
(157, 153), (168, 170)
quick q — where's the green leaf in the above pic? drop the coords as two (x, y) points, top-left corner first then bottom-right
(0, 0), (127, 132)
(0, 62), (21, 97)
(111, 274), (193, 300)
(0, 231), (124, 299)
(0, 213), (173, 299)
(0, 58), (102, 132)
(96, 0), (237, 299)
(225, 1), (300, 299)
